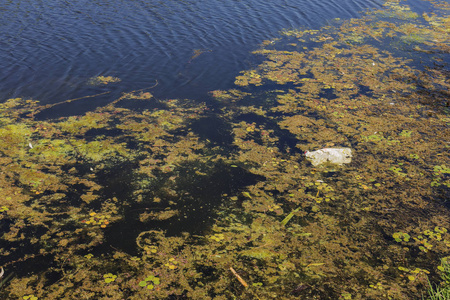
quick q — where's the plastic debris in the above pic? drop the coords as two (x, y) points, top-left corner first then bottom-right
(305, 148), (352, 166)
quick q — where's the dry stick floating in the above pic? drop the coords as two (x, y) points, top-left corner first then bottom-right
(31, 80), (159, 116)
(106, 80), (159, 108)
(229, 267), (248, 288)
(31, 91), (112, 116)
(229, 267), (262, 300)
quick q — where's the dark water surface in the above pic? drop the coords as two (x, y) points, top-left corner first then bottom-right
(0, 0), (388, 108)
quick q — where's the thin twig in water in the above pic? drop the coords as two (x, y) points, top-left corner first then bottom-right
(32, 91), (112, 116)
(229, 267), (248, 288)
(31, 80), (159, 116)
(106, 80), (159, 107)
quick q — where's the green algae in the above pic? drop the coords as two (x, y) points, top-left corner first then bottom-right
(0, 0), (449, 299)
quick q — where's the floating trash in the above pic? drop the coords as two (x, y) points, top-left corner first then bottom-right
(305, 148), (352, 166)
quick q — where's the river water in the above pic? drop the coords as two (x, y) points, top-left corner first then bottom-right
(0, 1), (448, 299)
(1, 0), (389, 109)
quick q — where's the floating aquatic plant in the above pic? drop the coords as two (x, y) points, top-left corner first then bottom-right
(0, 0), (449, 299)
(82, 212), (111, 228)
(209, 233), (225, 242)
(138, 275), (160, 290)
(393, 232), (411, 243)
(88, 75), (121, 85)
(398, 266), (430, 282)
(103, 273), (117, 283)
(164, 258), (179, 270)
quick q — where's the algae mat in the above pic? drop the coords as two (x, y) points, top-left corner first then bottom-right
(0, 0), (449, 299)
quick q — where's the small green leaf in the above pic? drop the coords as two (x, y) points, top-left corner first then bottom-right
(242, 192), (252, 199)
(139, 281), (147, 287)
(281, 207), (301, 226)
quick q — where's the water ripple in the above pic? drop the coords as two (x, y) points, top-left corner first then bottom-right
(0, 0), (388, 104)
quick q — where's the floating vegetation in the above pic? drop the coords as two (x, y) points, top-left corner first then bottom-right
(139, 274), (161, 290)
(0, 0), (449, 299)
(393, 232), (411, 242)
(103, 273), (118, 283)
(82, 212), (112, 228)
(377, 2), (420, 19)
(88, 75), (121, 85)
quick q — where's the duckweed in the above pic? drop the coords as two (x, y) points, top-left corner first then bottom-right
(393, 232), (411, 243)
(164, 258), (179, 270)
(103, 273), (117, 283)
(82, 212), (111, 228)
(138, 275), (161, 290)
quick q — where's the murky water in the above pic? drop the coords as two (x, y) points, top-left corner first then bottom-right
(0, 0), (448, 299)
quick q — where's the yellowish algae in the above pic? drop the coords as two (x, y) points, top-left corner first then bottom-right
(88, 75), (121, 85)
(0, 0), (449, 299)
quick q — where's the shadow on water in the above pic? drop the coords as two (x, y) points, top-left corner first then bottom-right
(102, 160), (264, 255)
(189, 116), (234, 147)
(235, 112), (303, 154)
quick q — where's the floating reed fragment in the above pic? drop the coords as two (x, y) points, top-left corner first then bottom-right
(229, 267), (248, 288)
(281, 207), (301, 226)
